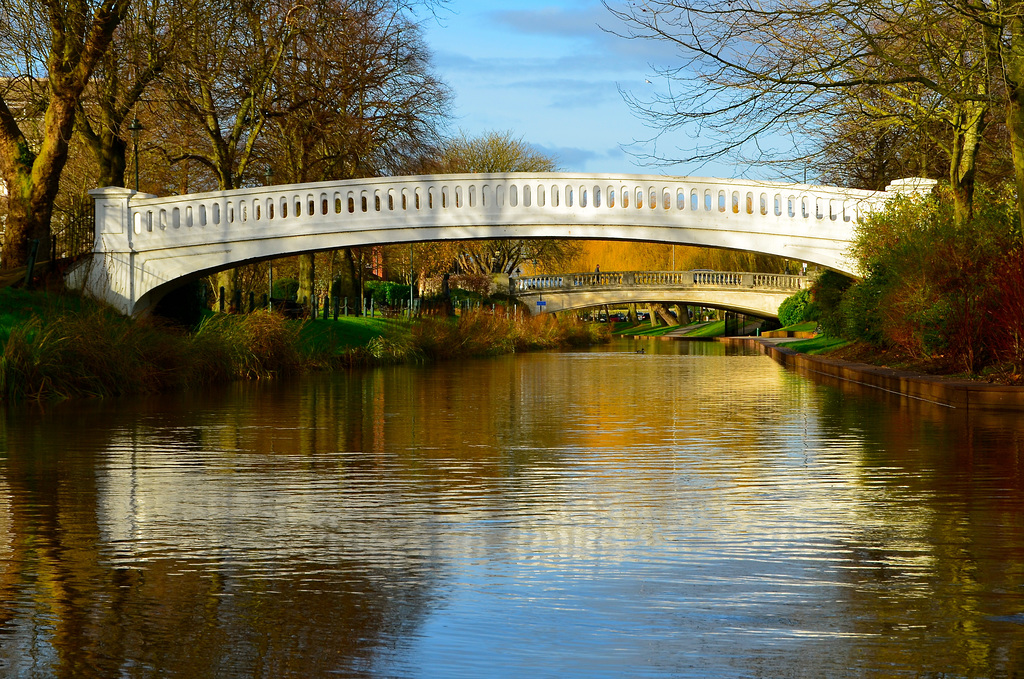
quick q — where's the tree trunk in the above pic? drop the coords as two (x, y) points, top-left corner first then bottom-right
(298, 253), (316, 311)
(1007, 91), (1024, 235)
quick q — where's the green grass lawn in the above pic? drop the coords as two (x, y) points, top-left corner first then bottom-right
(784, 335), (851, 354)
(297, 315), (409, 355)
(682, 320), (725, 337)
(776, 321), (819, 333)
(0, 288), (89, 343)
(612, 321), (683, 337)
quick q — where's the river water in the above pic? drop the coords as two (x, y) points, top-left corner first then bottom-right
(1, 339), (1023, 678)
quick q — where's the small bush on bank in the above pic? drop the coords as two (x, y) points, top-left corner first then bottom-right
(778, 288), (812, 327)
(810, 270), (853, 338)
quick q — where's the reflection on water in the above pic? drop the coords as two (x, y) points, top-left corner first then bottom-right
(2, 339), (1023, 677)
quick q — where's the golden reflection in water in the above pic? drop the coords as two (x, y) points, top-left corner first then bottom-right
(0, 343), (1023, 677)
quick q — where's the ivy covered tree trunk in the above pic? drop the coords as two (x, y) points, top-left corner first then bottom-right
(0, 0), (129, 270)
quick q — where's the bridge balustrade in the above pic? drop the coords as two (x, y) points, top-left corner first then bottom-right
(513, 270), (807, 292)
(122, 174), (890, 252)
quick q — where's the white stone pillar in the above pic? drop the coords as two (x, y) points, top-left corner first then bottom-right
(66, 187), (137, 314)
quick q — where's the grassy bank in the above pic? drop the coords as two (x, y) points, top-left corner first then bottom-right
(0, 290), (610, 401)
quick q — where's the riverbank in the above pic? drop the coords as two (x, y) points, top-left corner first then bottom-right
(0, 289), (610, 401)
(717, 336), (1024, 411)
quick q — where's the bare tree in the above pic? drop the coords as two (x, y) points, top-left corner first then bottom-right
(264, 0), (452, 306)
(75, 0), (181, 188)
(604, 0), (996, 223)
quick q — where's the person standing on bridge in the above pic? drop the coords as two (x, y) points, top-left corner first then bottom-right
(595, 265), (600, 273)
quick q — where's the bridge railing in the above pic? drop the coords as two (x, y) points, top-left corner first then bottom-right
(512, 270), (808, 293)
(112, 173), (891, 255)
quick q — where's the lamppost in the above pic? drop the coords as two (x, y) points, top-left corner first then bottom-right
(128, 117), (143, 192)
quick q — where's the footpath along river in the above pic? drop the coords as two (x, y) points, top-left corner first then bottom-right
(1, 338), (1023, 677)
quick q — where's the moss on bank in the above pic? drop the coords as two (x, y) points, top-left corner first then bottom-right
(0, 289), (610, 401)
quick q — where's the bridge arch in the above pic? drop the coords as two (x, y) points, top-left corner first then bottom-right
(69, 173), (932, 315)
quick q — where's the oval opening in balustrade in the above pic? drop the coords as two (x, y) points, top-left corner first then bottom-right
(524, 184), (532, 207)
(347, 195), (355, 214)
(186, 206), (193, 227)
(565, 185), (574, 207)
(663, 190), (671, 210)
(815, 198), (824, 220)
(455, 186), (462, 208)
(294, 200), (301, 217)
(635, 188), (643, 209)
(441, 186), (448, 208)
(704, 190), (712, 211)
(510, 184), (518, 207)
(374, 193), (381, 212)
(621, 187), (629, 208)
(550, 184), (559, 207)
(414, 188), (422, 209)
(428, 187), (434, 209)
(173, 207), (181, 228)
(388, 190), (395, 210)
(227, 204), (234, 224)
(361, 194), (368, 212)
(401, 189), (409, 210)
(579, 186), (586, 208)
(322, 197), (329, 215)
(147, 212), (154, 232)
(718, 191), (726, 212)
(746, 192), (754, 215)
(469, 185), (477, 207)
(134, 212), (142, 235)
(307, 198), (315, 216)
(241, 204), (247, 222)
(801, 197), (809, 218)
(212, 203), (221, 224)
(649, 188), (657, 209)
(199, 205), (208, 226)
(334, 195), (342, 214)
(731, 191), (740, 214)
(537, 184), (546, 207)
(496, 185), (505, 207)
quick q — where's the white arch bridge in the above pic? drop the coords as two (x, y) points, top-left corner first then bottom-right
(512, 270), (808, 317)
(69, 173), (934, 315)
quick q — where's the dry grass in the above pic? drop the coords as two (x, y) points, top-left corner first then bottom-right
(0, 300), (609, 401)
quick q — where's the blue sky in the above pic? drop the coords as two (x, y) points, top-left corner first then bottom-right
(420, 1), (752, 178)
